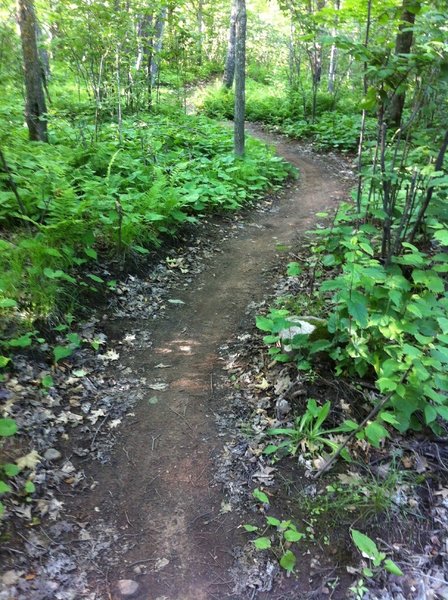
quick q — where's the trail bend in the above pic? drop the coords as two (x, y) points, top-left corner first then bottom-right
(76, 124), (349, 600)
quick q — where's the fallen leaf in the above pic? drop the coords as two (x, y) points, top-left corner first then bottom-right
(155, 363), (171, 369)
(16, 450), (41, 470)
(108, 419), (122, 429)
(99, 349), (120, 361)
(168, 299), (185, 305)
(254, 378), (270, 390)
(148, 396), (159, 405)
(148, 383), (168, 391)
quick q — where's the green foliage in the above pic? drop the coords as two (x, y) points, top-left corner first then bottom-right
(200, 79), (369, 151)
(351, 529), (403, 577)
(243, 512), (304, 574)
(264, 398), (355, 460)
(0, 107), (290, 328)
(258, 202), (448, 443)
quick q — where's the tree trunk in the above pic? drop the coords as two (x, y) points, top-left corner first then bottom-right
(388, 0), (419, 129)
(327, 0), (340, 94)
(234, 0), (246, 156)
(17, 0), (48, 142)
(150, 8), (167, 88)
(223, 0), (237, 89)
(197, 0), (204, 66)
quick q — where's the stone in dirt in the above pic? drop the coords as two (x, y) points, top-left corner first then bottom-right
(117, 579), (140, 597)
(43, 448), (62, 461)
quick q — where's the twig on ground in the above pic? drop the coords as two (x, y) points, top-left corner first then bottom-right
(313, 367), (412, 478)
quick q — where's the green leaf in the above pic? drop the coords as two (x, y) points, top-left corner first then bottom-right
(365, 421), (388, 448)
(263, 444), (279, 455)
(256, 316), (274, 332)
(3, 463), (20, 477)
(84, 247), (98, 259)
(384, 559), (403, 576)
(253, 488), (270, 505)
(8, 335), (32, 348)
(24, 481), (36, 494)
(86, 274), (104, 283)
(279, 550), (296, 573)
(0, 481), (12, 495)
(254, 537), (271, 550)
(266, 516), (281, 527)
(0, 299), (17, 308)
(351, 529), (379, 560)
(287, 262), (302, 276)
(243, 524), (258, 532)
(53, 345), (74, 363)
(41, 375), (54, 388)
(347, 295), (368, 328)
(284, 529), (304, 543)
(0, 418), (18, 437)
(0, 356), (10, 368)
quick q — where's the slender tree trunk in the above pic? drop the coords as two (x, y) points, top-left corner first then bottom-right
(355, 0), (372, 213)
(328, 0), (340, 94)
(223, 0), (237, 89)
(150, 8), (167, 88)
(234, 0), (246, 156)
(388, 0), (419, 129)
(197, 0), (204, 66)
(17, 0), (48, 142)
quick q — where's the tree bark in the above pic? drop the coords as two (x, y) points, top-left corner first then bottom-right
(223, 0), (237, 89)
(150, 8), (167, 88)
(388, 0), (419, 129)
(17, 0), (48, 142)
(234, 0), (246, 156)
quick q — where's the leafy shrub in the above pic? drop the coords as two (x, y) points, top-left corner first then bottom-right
(0, 109), (292, 320)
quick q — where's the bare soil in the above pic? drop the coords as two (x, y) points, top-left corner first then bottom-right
(64, 125), (349, 600)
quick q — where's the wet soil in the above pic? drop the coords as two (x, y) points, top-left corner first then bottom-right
(68, 125), (350, 599)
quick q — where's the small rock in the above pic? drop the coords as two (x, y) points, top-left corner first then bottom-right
(117, 579), (140, 597)
(43, 448), (62, 461)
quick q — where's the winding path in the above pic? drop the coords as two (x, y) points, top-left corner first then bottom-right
(78, 125), (349, 599)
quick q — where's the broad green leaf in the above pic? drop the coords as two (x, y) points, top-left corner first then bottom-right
(0, 299), (17, 308)
(253, 488), (270, 505)
(0, 418), (18, 437)
(266, 516), (281, 527)
(25, 481), (36, 494)
(279, 550), (296, 573)
(0, 481), (12, 495)
(254, 537), (271, 550)
(0, 356), (10, 368)
(284, 529), (303, 543)
(287, 262), (302, 276)
(41, 375), (54, 388)
(53, 345), (74, 362)
(384, 559), (403, 576)
(351, 529), (380, 561)
(347, 296), (368, 328)
(256, 316), (274, 332)
(243, 524), (258, 532)
(3, 463), (20, 477)
(365, 421), (388, 447)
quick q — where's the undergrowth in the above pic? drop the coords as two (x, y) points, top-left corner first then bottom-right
(197, 78), (375, 152)
(0, 106), (292, 333)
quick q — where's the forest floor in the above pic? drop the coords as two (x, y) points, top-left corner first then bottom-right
(1, 126), (447, 600)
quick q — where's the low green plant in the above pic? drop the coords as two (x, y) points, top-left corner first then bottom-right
(264, 399), (355, 460)
(0, 417), (18, 516)
(243, 490), (304, 574)
(351, 529), (403, 577)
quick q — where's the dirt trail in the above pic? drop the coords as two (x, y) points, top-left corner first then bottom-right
(78, 125), (349, 599)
